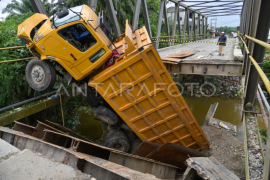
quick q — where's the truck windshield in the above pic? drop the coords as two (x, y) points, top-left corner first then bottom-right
(52, 5), (84, 28)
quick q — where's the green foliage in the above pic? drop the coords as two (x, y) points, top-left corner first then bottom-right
(0, 13), (34, 108)
(216, 26), (237, 35)
(2, 0), (57, 16)
(262, 50), (270, 79)
(47, 95), (90, 130)
(259, 128), (267, 144)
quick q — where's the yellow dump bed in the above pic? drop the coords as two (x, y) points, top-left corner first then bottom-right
(89, 22), (210, 150)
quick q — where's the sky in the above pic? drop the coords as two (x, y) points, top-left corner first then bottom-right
(0, 0), (242, 27)
(0, 0), (10, 19)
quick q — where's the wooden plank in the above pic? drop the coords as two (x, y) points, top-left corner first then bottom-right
(203, 102), (218, 125)
(162, 58), (182, 62)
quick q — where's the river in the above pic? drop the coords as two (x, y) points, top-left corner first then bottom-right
(76, 96), (266, 141)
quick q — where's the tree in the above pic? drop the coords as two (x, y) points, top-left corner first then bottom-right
(216, 26), (237, 35)
(2, 0), (57, 16)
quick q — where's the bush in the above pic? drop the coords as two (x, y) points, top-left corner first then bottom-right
(0, 13), (34, 108)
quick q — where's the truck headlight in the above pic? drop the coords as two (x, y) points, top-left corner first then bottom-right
(34, 32), (43, 42)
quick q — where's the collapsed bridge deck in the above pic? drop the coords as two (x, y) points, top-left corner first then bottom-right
(158, 38), (243, 76)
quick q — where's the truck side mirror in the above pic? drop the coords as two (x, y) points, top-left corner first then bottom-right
(56, 7), (69, 19)
(58, 0), (66, 6)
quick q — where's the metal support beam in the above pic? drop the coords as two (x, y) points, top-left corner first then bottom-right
(155, 0), (165, 49)
(132, 0), (141, 30)
(172, 3), (180, 45)
(245, 1), (270, 106)
(164, 1), (170, 46)
(105, 0), (121, 37)
(177, 4), (182, 41)
(183, 7), (190, 40)
(196, 5), (242, 11)
(198, 14), (201, 39)
(169, 0), (206, 16)
(244, 0), (259, 90)
(202, 16), (205, 39)
(205, 17), (208, 39)
(142, 0), (152, 37)
(29, 0), (47, 15)
(208, 14), (241, 17)
(191, 12), (195, 41)
(88, 0), (97, 12)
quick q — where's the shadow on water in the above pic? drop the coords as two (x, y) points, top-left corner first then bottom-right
(76, 111), (103, 141)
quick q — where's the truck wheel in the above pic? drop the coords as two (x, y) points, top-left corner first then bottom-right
(25, 59), (56, 91)
(104, 130), (130, 152)
(93, 106), (118, 125)
(129, 138), (142, 153)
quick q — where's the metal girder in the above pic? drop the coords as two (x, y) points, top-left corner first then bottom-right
(163, 60), (243, 76)
(183, 7), (189, 39)
(88, 0), (97, 12)
(172, 3), (180, 45)
(168, 0), (206, 17)
(208, 14), (241, 16)
(191, 12), (195, 40)
(196, 5), (242, 10)
(164, 0), (170, 46)
(187, 1), (243, 7)
(202, 16), (205, 39)
(155, 0), (165, 49)
(29, 0), (47, 15)
(204, 9), (242, 13)
(177, 4), (182, 40)
(132, 0), (141, 30)
(204, 17), (207, 39)
(204, 10), (242, 15)
(0, 98), (59, 126)
(142, 0), (152, 37)
(245, 0), (270, 105)
(105, 0), (121, 36)
(197, 14), (201, 39)
(200, 8), (242, 13)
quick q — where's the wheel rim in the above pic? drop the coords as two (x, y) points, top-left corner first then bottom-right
(112, 143), (125, 151)
(31, 65), (45, 84)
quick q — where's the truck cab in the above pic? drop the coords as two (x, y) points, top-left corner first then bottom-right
(18, 4), (113, 91)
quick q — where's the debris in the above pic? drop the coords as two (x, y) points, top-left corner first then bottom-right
(203, 103), (218, 125)
(219, 122), (230, 130)
(183, 157), (240, 180)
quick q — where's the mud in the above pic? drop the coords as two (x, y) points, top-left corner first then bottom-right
(201, 125), (245, 179)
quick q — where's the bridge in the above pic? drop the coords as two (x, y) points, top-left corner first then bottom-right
(1, 0), (270, 179)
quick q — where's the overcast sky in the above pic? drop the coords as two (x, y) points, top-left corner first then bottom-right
(0, 0), (241, 27)
(0, 0), (9, 19)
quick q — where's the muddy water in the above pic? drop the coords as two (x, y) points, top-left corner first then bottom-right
(184, 95), (266, 140)
(76, 96), (266, 141)
(76, 111), (103, 141)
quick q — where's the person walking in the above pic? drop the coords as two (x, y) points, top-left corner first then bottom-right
(217, 32), (227, 56)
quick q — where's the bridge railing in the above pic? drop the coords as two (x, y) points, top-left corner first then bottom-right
(0, 46), (33, 64)
(238, 32), (270, 180)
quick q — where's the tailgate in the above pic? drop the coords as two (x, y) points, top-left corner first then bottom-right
(89, 27), (210, 151)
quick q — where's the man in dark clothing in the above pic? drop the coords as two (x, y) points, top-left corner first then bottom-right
(217, 32), (227, 56)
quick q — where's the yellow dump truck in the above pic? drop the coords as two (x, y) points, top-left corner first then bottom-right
(18, 2), (210, 153)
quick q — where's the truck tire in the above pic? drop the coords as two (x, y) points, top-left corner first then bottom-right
(129, 138), (142, 153)
(93, 106), (118, 125)
(104, 130), (130, 152)
(25, 59), (56, 91)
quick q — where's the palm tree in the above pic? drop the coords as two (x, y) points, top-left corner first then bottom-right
(2, 0), (57, 16)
